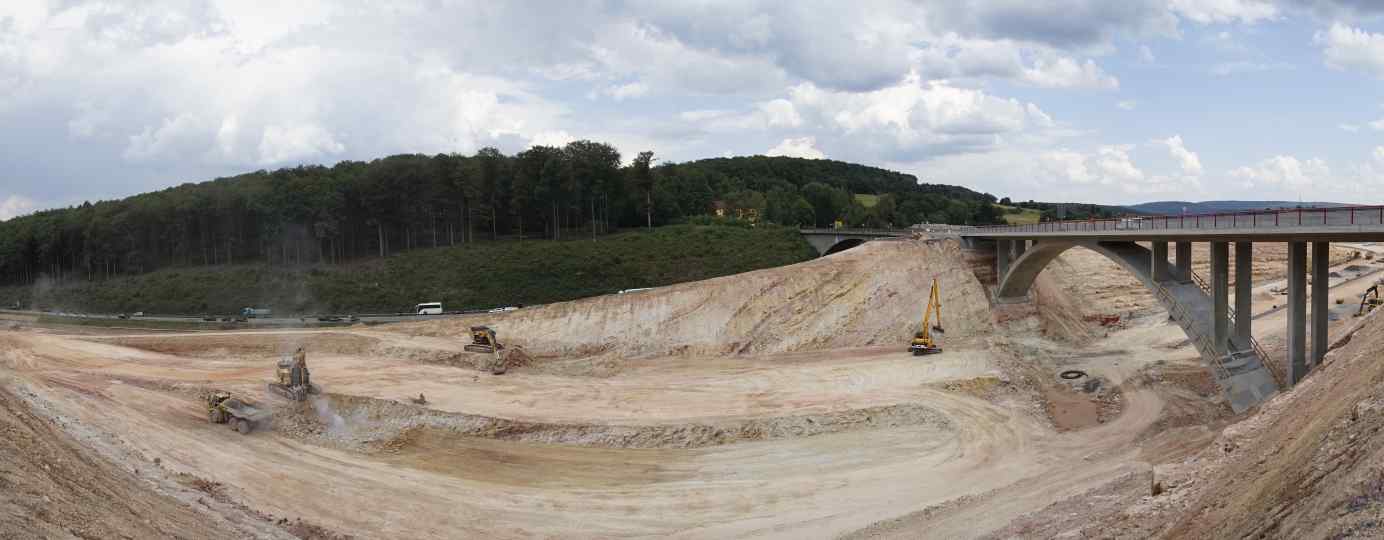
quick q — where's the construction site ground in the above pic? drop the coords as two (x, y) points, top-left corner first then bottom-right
(1, 238), (1379, 538)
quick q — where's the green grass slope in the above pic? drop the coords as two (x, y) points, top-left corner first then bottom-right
(0, 225), (818, 315)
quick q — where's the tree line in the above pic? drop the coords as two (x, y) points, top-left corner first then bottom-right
(0, 143), (1006, 287)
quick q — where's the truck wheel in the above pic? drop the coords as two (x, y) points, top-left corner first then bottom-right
(236, 418), (251, 434)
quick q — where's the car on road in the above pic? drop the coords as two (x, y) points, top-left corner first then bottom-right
(416, 302), (443, 315)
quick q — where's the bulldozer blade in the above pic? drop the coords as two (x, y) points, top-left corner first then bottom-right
(464, 344), (496, 354)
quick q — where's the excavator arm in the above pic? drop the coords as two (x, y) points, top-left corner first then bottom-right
(910, 279), (944, 356)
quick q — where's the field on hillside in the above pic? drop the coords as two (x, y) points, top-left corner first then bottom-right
(0, 225), (816, 316)
(998, 205), (1042, 225)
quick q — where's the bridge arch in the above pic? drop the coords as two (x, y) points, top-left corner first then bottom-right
(996, 241), (1154, 300)
(994, 239), (1278, 412)
(821, 238), (866, 256)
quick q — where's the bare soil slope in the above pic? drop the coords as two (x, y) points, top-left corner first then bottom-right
(405, 239), (993, 360)
(1158, 311), (1384, 538)
(0, 380), (253, 539)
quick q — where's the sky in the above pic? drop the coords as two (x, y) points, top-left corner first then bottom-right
(5, 0), (1384, 220)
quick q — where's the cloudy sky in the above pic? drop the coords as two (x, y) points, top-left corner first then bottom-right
(4, 0), (1384, 219)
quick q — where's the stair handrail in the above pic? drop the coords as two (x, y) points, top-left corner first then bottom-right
(1151, 280), (1231, 380)
(1187, 270), (1285, 389)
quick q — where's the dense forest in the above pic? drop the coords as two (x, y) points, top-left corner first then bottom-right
(0, 143), (1006, 287)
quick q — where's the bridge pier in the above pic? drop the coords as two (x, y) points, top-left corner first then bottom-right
(1174, 241), (1192, 283)
(1151, 241), (1169, 282)
(1235, 242), (1252, 343)
(1312, 241), (1329, 366)
(1211, 242), (1230, 350)
(1013, 239), (1027, 260)
(996, 239), (1011, 279)
(1287, 241), (1308, 384)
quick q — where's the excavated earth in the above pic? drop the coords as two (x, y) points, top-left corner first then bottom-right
(0, 237), (1372, 538)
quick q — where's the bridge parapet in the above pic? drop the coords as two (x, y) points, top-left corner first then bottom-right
(967, 205), (1384, 237)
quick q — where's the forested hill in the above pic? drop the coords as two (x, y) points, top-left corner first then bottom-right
(0, 144), (1005, 287)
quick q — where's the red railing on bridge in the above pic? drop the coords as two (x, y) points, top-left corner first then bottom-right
(969, 205), (1384, 234)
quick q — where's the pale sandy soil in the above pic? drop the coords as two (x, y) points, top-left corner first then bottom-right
(0, 238), (1323, 539)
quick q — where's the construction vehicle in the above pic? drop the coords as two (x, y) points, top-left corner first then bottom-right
(465, 326), (501, 354)
(268, 346), (320, 401)
(909, 279), (944, 356)
(1357, 285), (1382, 317)
(206, 391), (268, 435)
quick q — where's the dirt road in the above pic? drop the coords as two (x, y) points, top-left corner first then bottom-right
(0, 238), (1265, 538)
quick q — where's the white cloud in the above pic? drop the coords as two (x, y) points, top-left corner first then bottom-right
(765, 137), (825, 159)
(1039, 150), (1095, 184)
(759, 99), (802, 128)
(913, 37), (1119, 90)
(604, 81), (649, 101)
(1036, 145), (1145, 186)
(1169, 0), (1278, 24)
(1230, 155), (1330, 188)
(1021, 56), (1119, 89)
(1317, 23), (1384, 78)
(1340, 123), (1361, 132)
(529, 130), (575, 148)
(123, 114), (212, 162)
(0, 194), (38, 221)
(1160, 135), (1203, 175)
(1118, 100), (1139, 110)
(1210, 61), (1293, 76)
(257, 123), (345, 165)
(1093, 145), (1145, 184)
(1370, 118), (1384, 131)
(1139, 45), (1156, 63)
(784, 72), (1056, 161)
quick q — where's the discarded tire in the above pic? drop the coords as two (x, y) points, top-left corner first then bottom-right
(1059, 370), (1087, 380)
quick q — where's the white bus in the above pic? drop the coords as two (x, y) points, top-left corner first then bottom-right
(415, 302), (443, 315)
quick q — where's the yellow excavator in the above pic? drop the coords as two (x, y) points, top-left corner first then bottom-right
(1357, 284), (1382, 317)
(910, 279), (944, 356)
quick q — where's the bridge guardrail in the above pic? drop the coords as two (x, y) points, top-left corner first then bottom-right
(969, 205), (1384, 234)
(798, 228), (913, 236)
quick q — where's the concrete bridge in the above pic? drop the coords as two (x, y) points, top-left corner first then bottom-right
(963, 206), (1384, 412)
(799, 228), (912, 256)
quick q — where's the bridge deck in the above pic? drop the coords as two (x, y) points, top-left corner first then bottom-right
(963, 206), (1384, 242)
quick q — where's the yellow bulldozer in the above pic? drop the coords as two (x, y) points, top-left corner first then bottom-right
(909, 279), (944, 356)
(268, 346), (320, 401)
(465, 326), (501, 354)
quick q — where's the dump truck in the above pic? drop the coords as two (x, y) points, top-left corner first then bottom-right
(207, 391), (269, 435)
(268, 347), (320, 401)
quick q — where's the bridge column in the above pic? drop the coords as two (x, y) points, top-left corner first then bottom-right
(1151, 241), (1169, 282)
(1312, 242), (1330, 366)
(1174, 241), (1193, 283)
(1287, 241), (1308, 384)
(1013, 239), (1027, 260)
(996, 239), (1011, 280)
(1235, 241), (1252, 343)
(1211, 242), (1230, 350)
